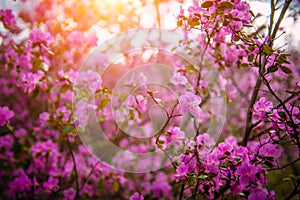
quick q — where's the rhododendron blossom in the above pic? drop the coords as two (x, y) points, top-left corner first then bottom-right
(0, 106), (14, 126)
(252, 97), (273, 122)
(170, 72), (188, 86)
(178, 92), (202, 117)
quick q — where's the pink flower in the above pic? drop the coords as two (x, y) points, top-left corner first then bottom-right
(74, 100), (97, 127)
(43, 177), (59, 192)
(30, 29), (53, 46)
(231, 21), (243, 31)
(137, 72), (147, 85)
(176, 162), (189, 178)
(248, 188), (267, 200)
(215, 142), (233, 158)
(170, 72), (188, 86)
(128, 94), (147, 113)
(196, 133), (215, 147)
(168, 127), (185, 140)
(204, 153), (220, 174)
(8, 170), (32, 195)
(77, 70), (102, 92)
(287, 103), (300, 124)
(198, 80), (208, 94)
(252, 97), (273, 122)
(236, 163), (258, 187)
(18, 53), (33, 70)
(129, 192), (144, 200)
(152, 172), (171, 197)
(63, 188), (76, 200)
(125, 72), (148, 90)
(39, 112), (50, 125)
(259, 143), (281, 160)
(174, 60), (185, 70)
(19, 72), (42, 93)
(126, 72), (148, 91)
(55, 106), (71, 122)
(0, 106), (14, 126)
(4, 46), (18, 70)
(14, 128), (26, 138)
(0, 9), (18, 32)
(0, 135), (14, 150)
(31, 139), (58, 157)
(179, 92), (202, 117)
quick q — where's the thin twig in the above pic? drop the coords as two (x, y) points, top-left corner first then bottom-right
(268, 157), (300, 171)
(66, 136), (80, 198)
(79, 161), (101, 191)
(179, 183), (185, 200)
(242, 0), (293, 146)
(270, 0), (293, 47)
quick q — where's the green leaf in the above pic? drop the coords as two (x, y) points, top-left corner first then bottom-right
(277, 54), (291, 64)
(264, 160), (273, 167)
(267, 65), (278, 73)
(220, 163), (228, 168)
(248, 46), (255, 51)
(209, 173), (218, 178)
(154, 97), (163, 105)
(282, 177), (292, 181)
(248, 54), (254, 62)
(7, 63), (14, 71)
(198, 175), (208, 179)
(100, 98), (110, 108)
(219, 2), (234, 10)
(118, 92), (128, 103)
(6, 124), (14, 132)
(32, 87), (39, 98)
(165, 132), (172, 137)
(262, 44), (273, 55)
(157, 140), (165, 144)
(60, 84), (71, 93)
(64, 125), (74, 134)
(239, 192), (247, 197)
(240, 63), (248, 68)
(201, 1), (214, 8)
(280, 66), (292, 74)
(137, 110), (143, 119)
(98, 116), (105, 123)
(185, 65), (198, 72)
(97, 182), (103, 189)
(129, 109), (135, 120)
(225, 13), (233, 19)
(285, 90), (299, 95)
(113, 181), (120, 192)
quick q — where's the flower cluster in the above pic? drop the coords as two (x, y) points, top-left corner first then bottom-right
(175, 135), (279, 199)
